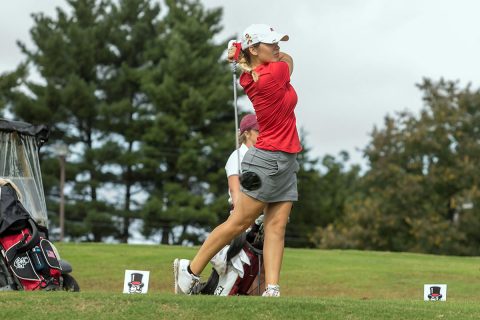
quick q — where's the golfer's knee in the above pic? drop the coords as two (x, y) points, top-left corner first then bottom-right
(225, 219), (251, 236)
(266, 219), (287, 238)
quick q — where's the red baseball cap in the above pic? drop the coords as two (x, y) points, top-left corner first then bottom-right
(240, 114), (259, 134)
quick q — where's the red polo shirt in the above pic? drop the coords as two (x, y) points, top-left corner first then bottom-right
(239, 61), (302, 154)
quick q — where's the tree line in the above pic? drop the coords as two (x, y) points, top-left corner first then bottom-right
(2, 0), (479, 255)
(314, 79), (480, 256)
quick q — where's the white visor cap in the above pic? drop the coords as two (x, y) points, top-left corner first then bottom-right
(241, 24), (289, 50)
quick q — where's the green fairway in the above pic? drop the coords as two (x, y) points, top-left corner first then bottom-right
(1, 243), (480, 319)
(1, 292), (479, 320)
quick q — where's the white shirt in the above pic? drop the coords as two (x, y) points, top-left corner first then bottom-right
(225, 144), (249, 204)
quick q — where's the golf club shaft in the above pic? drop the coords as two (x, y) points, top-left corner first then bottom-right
(232, 62), (241, 175)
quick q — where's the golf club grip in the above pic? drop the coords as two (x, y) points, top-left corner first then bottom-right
(233, 42), (242, 61)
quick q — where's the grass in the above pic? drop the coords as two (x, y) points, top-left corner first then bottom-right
(2, 243), (480, 319)
(1, 293), (480, 320)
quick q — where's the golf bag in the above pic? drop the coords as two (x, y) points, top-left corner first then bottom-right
(193, 216), (265, 296)
(0, 181), (62, 291)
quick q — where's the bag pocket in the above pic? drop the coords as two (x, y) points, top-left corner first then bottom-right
(10, 252), (41, 281)
(39, 239), (62, 270)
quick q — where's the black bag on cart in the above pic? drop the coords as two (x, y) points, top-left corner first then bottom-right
(0, 181), (63, 290)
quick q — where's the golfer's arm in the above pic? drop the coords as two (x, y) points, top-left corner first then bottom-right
(278, 52), (294, 75)
(228, 175), (241, 206)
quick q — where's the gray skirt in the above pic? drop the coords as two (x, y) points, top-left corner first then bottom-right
(240, 147), (300, 203)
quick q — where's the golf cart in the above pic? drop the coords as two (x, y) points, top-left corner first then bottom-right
(0, 118), (79, 291)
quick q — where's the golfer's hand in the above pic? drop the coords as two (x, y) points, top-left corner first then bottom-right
(227, 40), (239, 62)
(227, 47), (237, 62)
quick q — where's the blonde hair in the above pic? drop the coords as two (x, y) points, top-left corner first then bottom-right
(231, 44), (260, 82)
(238, 131), (247, 145)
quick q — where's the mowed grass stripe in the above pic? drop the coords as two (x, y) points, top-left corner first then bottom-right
(1, 293), (479, 319)
(49, 243), (480, 301)
(2, 244), (480, 319)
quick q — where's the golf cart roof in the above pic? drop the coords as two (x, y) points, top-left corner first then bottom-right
(0, 118), (50, 146)
(0, 118), (50, 227)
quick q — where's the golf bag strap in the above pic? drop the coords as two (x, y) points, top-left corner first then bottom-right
(227, 232), (247, 261)
(245, 241), (263, 256)
(5, 219), (40, 262)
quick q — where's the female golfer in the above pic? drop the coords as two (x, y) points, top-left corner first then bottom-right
(174, 24), (301, 297)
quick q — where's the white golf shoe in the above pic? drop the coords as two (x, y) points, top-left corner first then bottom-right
(173, 258), (200, 294)
(262, 284), (280, 297)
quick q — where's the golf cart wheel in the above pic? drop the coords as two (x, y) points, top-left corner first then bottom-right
(0, 271), (8, 288)
(62, 274), (80, 292)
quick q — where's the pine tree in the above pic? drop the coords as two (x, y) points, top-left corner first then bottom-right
(94, 0), (163, 242)
(0, 0), (123, 241)
(140, 0), (235, 244)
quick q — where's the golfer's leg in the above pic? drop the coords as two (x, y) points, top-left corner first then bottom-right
(263, 201), (293, 285)
(189, 192), (265, 275)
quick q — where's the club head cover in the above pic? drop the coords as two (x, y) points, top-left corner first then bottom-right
(240, 171), (262, 191)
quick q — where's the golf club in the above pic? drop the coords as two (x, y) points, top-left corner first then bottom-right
(230, 43), (261, 191)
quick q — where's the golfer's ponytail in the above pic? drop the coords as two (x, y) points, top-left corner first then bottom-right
(237, 51), (252, 72)
(238, 131), (247, 146)
(238, 45), (260, 81)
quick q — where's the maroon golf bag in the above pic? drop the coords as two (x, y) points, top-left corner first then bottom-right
(193, 217), (265, 296)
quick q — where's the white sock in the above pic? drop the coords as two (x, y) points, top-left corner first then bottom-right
(266, 284), (280, 291)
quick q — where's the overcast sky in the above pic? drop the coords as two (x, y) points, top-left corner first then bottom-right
(2, 1), (480, 168)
